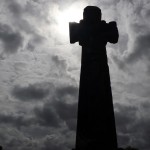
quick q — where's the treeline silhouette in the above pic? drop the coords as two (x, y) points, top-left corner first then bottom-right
(118, 146), (139, 150)
(0, 145), (139, 150)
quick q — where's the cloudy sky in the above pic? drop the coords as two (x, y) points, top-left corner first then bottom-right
(0, 0), (150, 149)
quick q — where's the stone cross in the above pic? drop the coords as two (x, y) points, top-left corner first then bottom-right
(69, 6), (119, 150)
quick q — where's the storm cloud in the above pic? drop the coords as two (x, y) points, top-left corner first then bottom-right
(0, 0), (150, 150)
(12, 83), (51, 101)
(0, 23), (23, 54)
(115, 102), (150, 150)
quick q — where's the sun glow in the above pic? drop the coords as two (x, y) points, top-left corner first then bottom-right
(56, 5), (84, 37)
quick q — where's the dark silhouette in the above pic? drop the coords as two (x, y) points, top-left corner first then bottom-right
(69, 6), (119, 150)
(124, 146), (139, 150)
(0, 146), (3, 150)
(118, 147), (139, 150)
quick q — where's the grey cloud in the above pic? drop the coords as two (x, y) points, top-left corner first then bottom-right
(117, 134), (130, 148)
(115, 103), (137, 147)
(8, 0), (23, 17)
(112, 54), (126, 69)
(6, 0), (45, 48)
(145, 9), (150, 18)
(54, 101), (77, 120)
(7, 0), (52, 27)
(115, 102), (150, 150)
(33, 98), (77, 129)
(12, 83), (51, 101)
(30, 83), (78, 129)
(146, 64), (150, 74)
(34, 102), (61, 127)
(0, 128), (69, 150)
(52, 55), (67, 69)
(42, 135), (68, 150)
(112, 31), (150, 70)
(26, 33), (45, 52)
(0, 113), (33, 128)
(111, 0), (150, 72)
(141, 101), (150, 111)
(131, 119), (150, 150)
(21, 125), (53, 139)
(125, 82), (150, 98)
(11, 82), (78, 129)
(25, 0), (48, 18)
(54, 85), (78, 130)
(115, 103), (138, 134)
(65, 119), (77, 131)
(51, 55), (71, 77)
(56, 86), (78, 99)
(117, 34), (129, 54)
(0, 126), (39, 150)
(27, 42), (35, 51)
(126, 33), (150, 63)
(54, 100), (77, 130)
(0, 23), (23, 54)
